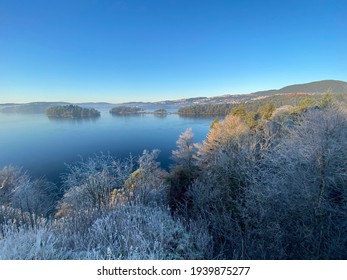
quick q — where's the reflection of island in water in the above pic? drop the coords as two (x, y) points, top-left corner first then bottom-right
(109, 106), (144, 115)
(46, 105), (100, 119)
(47, 115), (100, 124)
(109, 106), (169, 117)
(153, 109), (168, 114)
(152, 109), (168, 118)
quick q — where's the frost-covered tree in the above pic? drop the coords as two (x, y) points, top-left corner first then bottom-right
(172, 128), (196, 171)
(196, 115), (249, 162)
(0, 166), (59, 227)
(11, 177), (59, 218)
(1, 166), (25, 204)
(194, 114), (255, 198)
(242, 105), (347, 259)
(169, 128), (198, 211)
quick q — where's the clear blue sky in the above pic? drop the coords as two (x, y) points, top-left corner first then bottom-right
(0, 0), (346, 103)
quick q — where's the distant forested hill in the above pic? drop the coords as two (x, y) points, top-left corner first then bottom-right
(277, 80), (347, 94)
(0, 102), (69, 114)
(252, 80), (347, 96)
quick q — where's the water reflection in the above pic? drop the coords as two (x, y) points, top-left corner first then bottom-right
(110, 113), (146, 118)
(178, 114), (223, 120)
(48, 116), (100, 123)
(153, 114), (168, 119)
(0, 113), (213, 185)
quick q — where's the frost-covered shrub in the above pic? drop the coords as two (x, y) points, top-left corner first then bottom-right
(130, 150), (169, 206)
(109, 150), (169, 207)
(0, 222), (70, 260)
(57, 154), (135, 216)
(86, 205), (210, 259)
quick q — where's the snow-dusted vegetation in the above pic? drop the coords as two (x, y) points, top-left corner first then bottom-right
(1, 95), (346, 259)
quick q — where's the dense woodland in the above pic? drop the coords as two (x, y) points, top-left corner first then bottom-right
(1, 93), (346, 259)
(46, 105), (100, 119)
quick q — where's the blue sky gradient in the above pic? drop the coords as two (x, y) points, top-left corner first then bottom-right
(1, 0), (346, 103)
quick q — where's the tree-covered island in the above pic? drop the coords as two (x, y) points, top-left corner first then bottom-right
(46, 105), (100, 119)
(153, 109), (168, 115)
(109, 106), (144, 115)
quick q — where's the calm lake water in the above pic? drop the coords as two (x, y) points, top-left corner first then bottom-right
(0, 109), (214, 185)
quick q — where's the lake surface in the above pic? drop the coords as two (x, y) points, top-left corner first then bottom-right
(0, 109), (214, 185)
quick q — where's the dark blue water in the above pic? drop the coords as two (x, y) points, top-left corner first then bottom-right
(0, 110), (213, 185)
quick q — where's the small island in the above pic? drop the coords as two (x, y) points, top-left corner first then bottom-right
(153, 109), (168, 115)
(109, 106), (144, 115)
(46, 105), (100, 119)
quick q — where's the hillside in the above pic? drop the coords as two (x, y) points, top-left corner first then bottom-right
(177, 80), (347, 116)
(277, 80), (347, 94)
(1, 80), (346, 114)
(158, 79), (347, 105)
